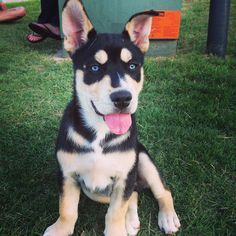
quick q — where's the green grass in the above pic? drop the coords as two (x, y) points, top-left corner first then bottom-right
(0, 0), (235, 235)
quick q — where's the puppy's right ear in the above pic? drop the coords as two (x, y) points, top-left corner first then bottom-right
(62, 0), (94, 54)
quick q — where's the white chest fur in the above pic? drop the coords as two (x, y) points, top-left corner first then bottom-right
(57, 128), (136, 194)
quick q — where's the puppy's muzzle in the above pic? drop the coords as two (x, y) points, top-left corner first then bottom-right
(110, 90), (132, 110)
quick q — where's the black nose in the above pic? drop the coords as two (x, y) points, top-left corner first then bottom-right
(110, 90), (132, 109)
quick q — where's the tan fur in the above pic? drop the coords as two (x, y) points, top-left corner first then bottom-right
(95, 50), (108, 64)
(158, 190), (175, 212)
(59, 178), (80, 223)
(75, 69), (142, 124)
(43, 178), (80, 236)
(138, 152), (166, 199)
(124, 68), (144, 96)
(82, 188), (111, 204)
(75, 69), (105, 97)
(120, 48), (133, 63)
(57, 148), (136, 197)
(125, 192), (140, 235)
(104, 186), (130, 236)
(56, 149), (136, 236)
(138, 151), (181, 234)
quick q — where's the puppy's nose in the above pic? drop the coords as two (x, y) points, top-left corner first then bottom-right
(110, 90), (132, 109)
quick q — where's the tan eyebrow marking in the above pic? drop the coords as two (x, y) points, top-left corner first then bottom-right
(94, 50), (108, 64)
(120, 48), (132, 63)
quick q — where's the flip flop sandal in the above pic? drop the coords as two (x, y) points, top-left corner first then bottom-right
(26, 32), (46, 43)
(29, 22), (61, 40)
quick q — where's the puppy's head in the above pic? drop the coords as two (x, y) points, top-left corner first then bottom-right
(62, 0), (156, 135)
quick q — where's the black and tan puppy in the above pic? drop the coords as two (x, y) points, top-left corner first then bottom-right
(43, 0), (180, 235)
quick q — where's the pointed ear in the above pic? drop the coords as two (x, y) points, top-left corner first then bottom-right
(124, 11), (158, 53)
(62, 0), (94, 54)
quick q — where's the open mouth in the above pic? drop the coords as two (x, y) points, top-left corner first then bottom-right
(91, 101), (132, 135)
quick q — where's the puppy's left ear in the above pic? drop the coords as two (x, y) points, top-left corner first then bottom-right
(62, 0), (94, 54)
(124, 11), (158, 53)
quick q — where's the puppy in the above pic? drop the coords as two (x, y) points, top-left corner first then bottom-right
(43, 0), (180, 235)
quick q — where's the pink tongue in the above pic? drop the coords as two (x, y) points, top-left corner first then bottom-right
(104, 113), (132, 135)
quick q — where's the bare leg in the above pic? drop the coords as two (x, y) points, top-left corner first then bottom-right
(43, 178), (80, 236)
(138, 151), (181, 234)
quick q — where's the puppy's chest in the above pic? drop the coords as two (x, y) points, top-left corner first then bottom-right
(75, 145), (117, 196)
(58, 134), (136, 195)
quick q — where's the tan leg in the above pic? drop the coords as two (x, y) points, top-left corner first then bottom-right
(125, 191), (140, 236)
(157, 191), (181, 235)
(138, 152), (181, 235)
(104, 185), (129, 236)
(43, 178), (80, 236)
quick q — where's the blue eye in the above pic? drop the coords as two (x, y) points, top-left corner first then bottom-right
(129, 63), (137, 70)
(91, 65), (100, 72)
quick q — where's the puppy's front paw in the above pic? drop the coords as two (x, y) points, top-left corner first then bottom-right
(125, 210), (140, 236)
(104, 222), (127, 236)
(43, 219), (74, 236)
(158, 210), (180, 235)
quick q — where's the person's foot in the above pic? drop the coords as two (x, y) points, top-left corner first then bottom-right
(29, 22), (61, 40)
(34, 23), (60, 36)
(26, 32), (46, 43)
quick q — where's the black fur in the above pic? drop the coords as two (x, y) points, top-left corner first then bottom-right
(123, 157), (138, 200)
(57, 166), (64, 194)
(72, 33), (144, 87)
(56, 22), (146, 203)
(55, 27), (146, 201)
(56, 100), (96, 152)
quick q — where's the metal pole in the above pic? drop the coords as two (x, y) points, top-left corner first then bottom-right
(206, 0), (231, 57)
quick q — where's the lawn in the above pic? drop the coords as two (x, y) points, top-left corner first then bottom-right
(0, 0), (235, 235)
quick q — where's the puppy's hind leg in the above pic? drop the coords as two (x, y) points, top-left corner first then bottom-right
(138, 144), (181, 235)
(125, 191), (140, 236)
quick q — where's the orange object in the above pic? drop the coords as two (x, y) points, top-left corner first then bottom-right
(149, 10), (181, 39)
(0, 3), (26, 23)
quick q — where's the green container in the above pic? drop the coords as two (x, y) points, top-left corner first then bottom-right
(58, 0), (182, 57)
(83, 0), (181, 33)
(83, 0), (182, 56)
